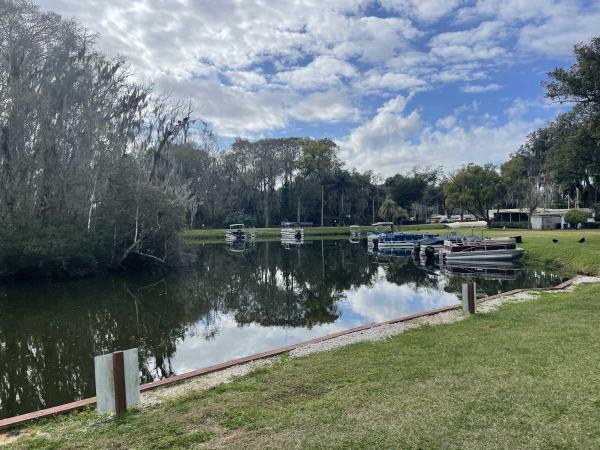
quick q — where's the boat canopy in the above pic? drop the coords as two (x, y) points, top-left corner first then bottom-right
(372, 222), (393, 226)
(229, 223), (245, 229)
(418, 236), (445, 246)
(444, 220), (487, 229)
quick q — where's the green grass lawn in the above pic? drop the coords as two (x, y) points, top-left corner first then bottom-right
(9, 283), (600, 449)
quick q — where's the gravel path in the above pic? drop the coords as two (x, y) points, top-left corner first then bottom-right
(139, 276), (600, 408)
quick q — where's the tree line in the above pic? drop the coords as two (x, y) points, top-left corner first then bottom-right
(1, 1), (598, 278)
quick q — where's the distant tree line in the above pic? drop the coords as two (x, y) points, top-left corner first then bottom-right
(1, 1), (599, 278)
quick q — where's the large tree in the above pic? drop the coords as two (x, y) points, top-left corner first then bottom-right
(444, 164), (504, 224)
(299, 138), (340, 226)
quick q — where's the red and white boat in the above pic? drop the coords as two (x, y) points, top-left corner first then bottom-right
(442, 237), (523, 262)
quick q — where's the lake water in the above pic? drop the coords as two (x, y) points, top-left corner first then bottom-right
(0, 239), (563, 419)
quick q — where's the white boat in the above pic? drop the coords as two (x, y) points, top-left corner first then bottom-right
(442, 237), (524, 262)
(349, 225), (361, 243)
(281, 223), (304, 241)
(367, 221), (435, 249)
(225, 223), (256, 243)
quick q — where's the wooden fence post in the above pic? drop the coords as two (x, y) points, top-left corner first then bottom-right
(112, 351), (127, 418)
(468, 281), (476, 314)
(462, 281), (476, 314)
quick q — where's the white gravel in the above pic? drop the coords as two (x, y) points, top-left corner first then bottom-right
(139, 276), (599, 407)
(140, 358), (278, 408)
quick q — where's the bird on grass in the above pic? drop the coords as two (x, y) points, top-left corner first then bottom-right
(579, 237), (586, 243)
(552, 238), (559, 243)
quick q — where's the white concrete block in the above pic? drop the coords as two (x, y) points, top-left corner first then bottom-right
(94, 348), (140, 414)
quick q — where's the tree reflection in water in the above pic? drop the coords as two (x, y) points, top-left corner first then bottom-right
(0, 240), (562, 418)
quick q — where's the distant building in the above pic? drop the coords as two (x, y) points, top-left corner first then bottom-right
(490, 208), (595, 230)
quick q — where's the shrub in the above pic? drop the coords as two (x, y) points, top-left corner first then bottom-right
(564, 209), (588, 227)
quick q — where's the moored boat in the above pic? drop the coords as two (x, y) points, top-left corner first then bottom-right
(442, 237), (524, 262)
(415, 233), (463, 260)
(281, 222), (304, 241)
(367, 221), (436, 250)
(225, 223), (256, 243)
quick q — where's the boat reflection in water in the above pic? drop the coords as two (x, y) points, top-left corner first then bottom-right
(442, 260), (521, 281)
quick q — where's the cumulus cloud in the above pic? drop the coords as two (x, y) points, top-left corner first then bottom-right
(429, 21), (507, 62)
(340, 96), (546, 176)
(273, 56), (357, 90)
(461, 83), (503, 93)
(288, 90), (359, 123)
(380, 0), (461, 22)
(34, 0), (595, 169)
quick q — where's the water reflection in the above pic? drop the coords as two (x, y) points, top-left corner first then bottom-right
(0, 239), (562, 418)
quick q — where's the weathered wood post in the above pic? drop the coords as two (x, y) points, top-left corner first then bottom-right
(112, 351), (127, 418)
(462, 281), (476, 314)
(94, 348), (140, 416)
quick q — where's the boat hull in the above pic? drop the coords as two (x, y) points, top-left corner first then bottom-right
(443, 248), (524, 262)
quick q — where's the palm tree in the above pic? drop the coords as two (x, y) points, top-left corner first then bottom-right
(378, 198), (408, 226)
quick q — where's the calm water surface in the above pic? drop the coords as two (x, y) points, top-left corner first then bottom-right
(0, 239), (563, 418)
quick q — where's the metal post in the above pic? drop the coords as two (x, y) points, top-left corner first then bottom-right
(462, 281), (476, 315)
(112, 351), (127, 418)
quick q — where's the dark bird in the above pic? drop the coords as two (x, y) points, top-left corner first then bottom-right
(579, 237), (586, 243)
(552, 238), (559, 243)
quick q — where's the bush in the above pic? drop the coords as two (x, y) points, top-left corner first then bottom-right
(223, 211), (257, 227)
(0, 224), (98, 279)
(564, 209), (588, 226)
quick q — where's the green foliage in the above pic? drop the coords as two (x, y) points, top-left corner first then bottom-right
(384, 169), (438, 209)
(378, 198), (408, 223)
(224, 211), (257, 227)
(545, 36), (600, 108)
(564, 209), (588, 226)
(444, 164), (504, 222)
(0, 224), (98, 278)
(299, 138), (340, 179)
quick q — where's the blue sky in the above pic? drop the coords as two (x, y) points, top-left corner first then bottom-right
(38, 0), (599, 176)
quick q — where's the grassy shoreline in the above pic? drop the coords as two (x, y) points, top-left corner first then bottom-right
(7, 283), (600, 448)
(4, 229), (600, 448)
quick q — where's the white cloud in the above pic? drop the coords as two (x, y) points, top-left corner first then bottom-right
(340, 96), (546, 176)
(380, 0), (461, 22)
(273, 56), (357, 90)
(436, 115), (457, 129)
(461, 83), (503, 93)
(356, 70), (428, 93)
(517, 6), (600, 56)
(289, 90), (359, 123)
(225, 70), (267, 89)
(34, 0), (593, 158)
(429, 21), (507, 62)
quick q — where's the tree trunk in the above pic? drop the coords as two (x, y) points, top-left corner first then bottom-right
(340, 191), (344, 225)
(264, 185), (270, 228)
(372, 197), (375, 223)
(320, 184), (324, 227)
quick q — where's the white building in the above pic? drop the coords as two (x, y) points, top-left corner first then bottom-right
(490, 208), (595, 230)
